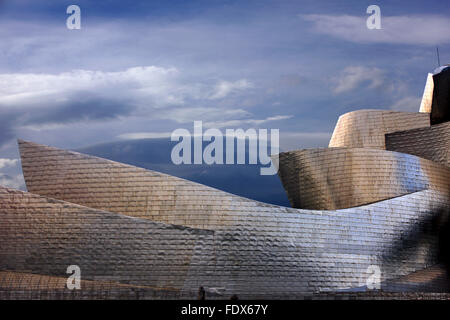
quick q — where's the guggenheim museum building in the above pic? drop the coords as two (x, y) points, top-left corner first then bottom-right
(0, 66), (449, 299)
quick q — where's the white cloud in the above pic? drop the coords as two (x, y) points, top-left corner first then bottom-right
(209, 79), (253, 99)
(0, 174), (25, 190)
(203, 115), (293, 128)
(333, 66), (384, 94)
(389, 96), (421, 112)
(117, 115), (293, 140)
(165, 107), (251, 124)
(0, 66), (181, 110)
(0, 67), (255, 117)
(117, 132), (173, 140)
(0, 158), (18, 169)
(302, 14), (450, 45)
(0, 64), (260, 147)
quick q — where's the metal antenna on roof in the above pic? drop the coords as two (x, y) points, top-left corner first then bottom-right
(436, 46), (441, 67)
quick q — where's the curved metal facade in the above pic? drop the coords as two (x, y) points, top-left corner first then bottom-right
(277, 147), (450, 210)
(386, 122), (450, 167)
(1, 182), (449, 298)
(328, 110), (430, 149)
(0, 72), (449, 299)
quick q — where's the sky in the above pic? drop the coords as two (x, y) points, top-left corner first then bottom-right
(0, 0), (449, 190)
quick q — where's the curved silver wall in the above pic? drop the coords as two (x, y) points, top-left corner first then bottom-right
(1, 70), (449, 299)
(277, 147), (450, 210)
(328, 110), (430, 149)
(386, 122), (450, 167)
(0, 140), (446, 299)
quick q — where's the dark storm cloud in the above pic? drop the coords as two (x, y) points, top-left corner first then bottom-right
(0, 0), (449, 155)
(0, 111), (18, 146)
(23, 92), (135, 125)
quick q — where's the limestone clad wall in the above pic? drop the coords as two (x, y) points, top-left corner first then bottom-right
(420, 73), (434, 113)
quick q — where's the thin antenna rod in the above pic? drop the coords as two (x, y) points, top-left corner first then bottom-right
(436, 46), (441, 67)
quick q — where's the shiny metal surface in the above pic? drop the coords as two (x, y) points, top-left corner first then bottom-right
(0, 140), (447, 298)
(1, 70), (449, 299)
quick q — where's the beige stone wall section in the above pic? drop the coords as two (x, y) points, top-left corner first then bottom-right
(419, 73), (434, 113)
